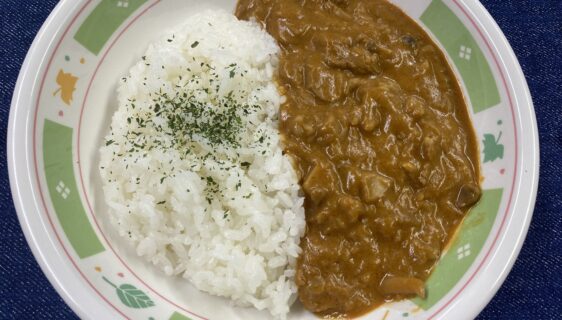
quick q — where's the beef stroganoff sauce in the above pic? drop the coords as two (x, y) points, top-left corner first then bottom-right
(236, 0), (482, 317)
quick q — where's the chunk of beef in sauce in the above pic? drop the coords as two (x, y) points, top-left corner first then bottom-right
(236, 0), (481, 317)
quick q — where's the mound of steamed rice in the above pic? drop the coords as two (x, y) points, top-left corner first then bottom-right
(99, 10), (305, 318)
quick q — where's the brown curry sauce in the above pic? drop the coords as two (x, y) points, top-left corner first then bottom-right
(236, 0), (482, 317)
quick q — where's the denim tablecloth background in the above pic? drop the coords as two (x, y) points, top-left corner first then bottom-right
(1, 1), (560, 319)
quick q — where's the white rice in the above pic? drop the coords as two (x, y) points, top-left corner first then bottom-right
(99, 10), (305, 319)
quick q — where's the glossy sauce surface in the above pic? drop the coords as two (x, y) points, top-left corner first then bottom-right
(236, 0), (482, 316)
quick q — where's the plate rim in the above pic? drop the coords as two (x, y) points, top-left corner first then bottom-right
(8, 1), (114, 319)
(8, 0), (539, 319)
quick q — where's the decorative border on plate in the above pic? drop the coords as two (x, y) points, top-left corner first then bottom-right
(30, 0), (519, 318)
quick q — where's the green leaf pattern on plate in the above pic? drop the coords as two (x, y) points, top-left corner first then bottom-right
(482, 131), (504, 163)
(103, 276), (155, 309)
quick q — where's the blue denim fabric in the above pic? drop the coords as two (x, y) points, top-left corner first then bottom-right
(0, 0), (560, 319)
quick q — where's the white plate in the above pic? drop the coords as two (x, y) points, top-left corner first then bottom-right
(9, 0), (539, 319)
